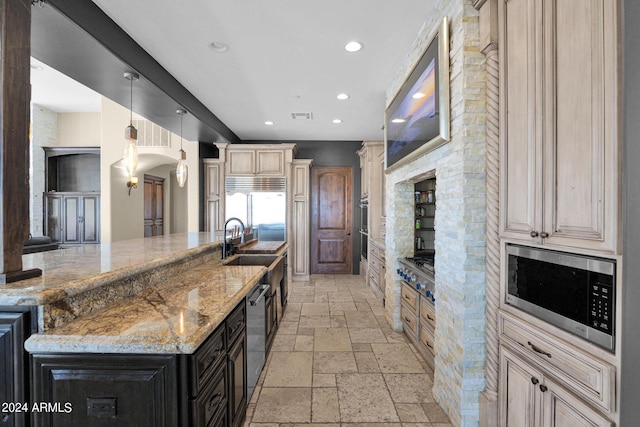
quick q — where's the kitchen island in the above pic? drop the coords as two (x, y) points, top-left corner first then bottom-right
(0, 232), (271, 427)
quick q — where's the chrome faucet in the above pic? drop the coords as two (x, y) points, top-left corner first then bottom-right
(222, 217), (245, 259)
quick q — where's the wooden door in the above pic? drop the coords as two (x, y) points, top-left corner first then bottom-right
(542, 377), (613, 427)
(144, 175), (164, 237)
(311, 166), (353, 274)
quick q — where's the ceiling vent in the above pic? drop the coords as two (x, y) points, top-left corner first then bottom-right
(291, 112), (314, 120)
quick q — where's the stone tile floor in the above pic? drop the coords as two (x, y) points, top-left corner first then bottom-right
(245, 274), (452, 427)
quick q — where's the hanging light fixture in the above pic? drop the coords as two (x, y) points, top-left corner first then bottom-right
(176, 109), (188, 188)
(123, 72), (139, 178)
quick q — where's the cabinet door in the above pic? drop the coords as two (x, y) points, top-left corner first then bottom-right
(542, 0), (619, 253)
(542, 377), (613, 427)
(63, 196), (81, 244)
(228, 151), (255, 175)
(45, 194), (63, 243)
(227, 332), (247, 427)
(204, 161), (224, 232)
(32, 354), (178, 427)
(256, 150), (284, 175)
(499, 0), (543, 242)
(265, 291), (277, 352)
(80, 195), (100, 243)
(499, 347), (543, 427)
(0, 311), (30, 427)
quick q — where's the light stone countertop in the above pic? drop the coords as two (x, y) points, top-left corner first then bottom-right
(24, 260), (266, 354)
(0, 232), (225, 306)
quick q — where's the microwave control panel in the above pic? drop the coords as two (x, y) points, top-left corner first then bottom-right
(589, 279), (613, 334)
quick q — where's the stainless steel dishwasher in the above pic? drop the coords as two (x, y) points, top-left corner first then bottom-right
(246, 281), (269, 401)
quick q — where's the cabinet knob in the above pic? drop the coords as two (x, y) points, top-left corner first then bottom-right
(531, 377), (539, 385)
(539, 384), (548, 393)
(530, 231), (539, 238)
(540, 231), (549, 238)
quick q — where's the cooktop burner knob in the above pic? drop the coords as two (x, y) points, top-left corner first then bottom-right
(425, 290), (431, 298)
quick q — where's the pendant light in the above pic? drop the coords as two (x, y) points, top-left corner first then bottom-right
(123, 72), (139, 178)
(176, 109), (188, 188)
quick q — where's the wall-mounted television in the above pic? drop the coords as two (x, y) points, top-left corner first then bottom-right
(385, 17), (450, 172)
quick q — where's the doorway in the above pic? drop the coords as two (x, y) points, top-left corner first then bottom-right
(311, 166), (353, 274)
(144, 174), (164, 237)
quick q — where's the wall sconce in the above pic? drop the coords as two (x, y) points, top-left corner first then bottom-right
(127, 176), (139, 196)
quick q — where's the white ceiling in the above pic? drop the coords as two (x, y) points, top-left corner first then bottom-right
(33, 0), (438, 141)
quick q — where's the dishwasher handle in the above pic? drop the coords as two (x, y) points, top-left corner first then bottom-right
(250, 285), (270, 306)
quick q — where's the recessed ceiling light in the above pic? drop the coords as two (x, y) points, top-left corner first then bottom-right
(391, 118), (406, 124)
(30, 64), (43, 71)
(344, 41), (363, 53)
(264, 121), (275, 126)
(337, 93), (350, 100)
(412, 92), (426, 99)
(332, 119), (343, 124)
(208, 41), (229, 53)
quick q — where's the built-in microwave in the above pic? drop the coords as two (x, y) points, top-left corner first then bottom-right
(506, 244), (616, 352)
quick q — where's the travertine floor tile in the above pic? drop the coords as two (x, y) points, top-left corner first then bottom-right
(313, 373), (336, 387)
(263, 352), (313, 387)
(313, 352), (358, 374)
(312, 387), (341, 422)
(422, 402), (451, 423)
(294, 335), (314, 351)
(301, 302), (331, 316)
(395, 403), (429, 422)
(251, 387), (311, 423)
(354, 352), (381, 373)
(348, 327), (388, 344)
(247, 274), (449, 426)
(314, 328), (352, 352)
(371, 343), (425, 373)
(298, 315), (332, 329)
(384, 374), (434, 403)
(336, 373), (399, 423)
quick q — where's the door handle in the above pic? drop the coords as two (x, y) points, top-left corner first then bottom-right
(347, 232), (351, 236)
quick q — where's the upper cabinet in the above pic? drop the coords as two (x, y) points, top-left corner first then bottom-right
(499, 0), (620, 254)
(227, 147), (293, 176)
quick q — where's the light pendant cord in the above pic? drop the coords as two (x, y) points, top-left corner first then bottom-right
(129, 77), (133, 126)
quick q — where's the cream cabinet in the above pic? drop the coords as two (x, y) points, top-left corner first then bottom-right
(203, 159), (225, 232)
(499, 0), (620, 254)
(498, 312), (615, 426)
(292, 159), (312, 280)
(500, 346), (613, 427)
(227, 149), (286, 176)
(368, 240), (385, 298)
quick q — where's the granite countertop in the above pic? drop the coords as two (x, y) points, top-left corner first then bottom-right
(236, 240), (287, 254)
(24, 260), (266, 354)
(0, 232), (224, 306)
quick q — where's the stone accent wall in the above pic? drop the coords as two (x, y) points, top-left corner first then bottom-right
(31, 105), (58, 237)
(383, 1), (487, 426)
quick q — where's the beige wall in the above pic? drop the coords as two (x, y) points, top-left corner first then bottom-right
(57, 112), (101, 147)
(99, 97), (199, 242)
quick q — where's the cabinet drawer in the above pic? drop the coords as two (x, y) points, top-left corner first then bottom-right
(368, 254), (379, 274)
(420, 298), (436, 329)
(189, 325), (226, 397)
(400, 283), (418, 312)
(370, 244), (381, 259)
(419, 325), (436, 356)
(190, 364), (227, 427)
(401, 304), (418, 337)
(369, 270), (379, 290)
(227, 302), (246, 348)
(498, 311), (615, 412)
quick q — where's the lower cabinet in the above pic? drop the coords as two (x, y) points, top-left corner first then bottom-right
(265, 289), (277, 352)
(499, 346), (613, 427)
(30, 301), (248, 427)
(0, 308), (36, 427)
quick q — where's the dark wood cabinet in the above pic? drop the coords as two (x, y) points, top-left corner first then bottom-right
(0, 307), (36, 427)
(31, 354), (178, 427)
(227, 331), (246, 427)
(45, 193), (100, 244)
(265, 290), (277, 352)
(29, 300), (249, 427)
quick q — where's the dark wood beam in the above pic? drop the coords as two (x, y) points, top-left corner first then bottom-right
(31, 0), (240, 144)
(0, 0), (42, 283)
